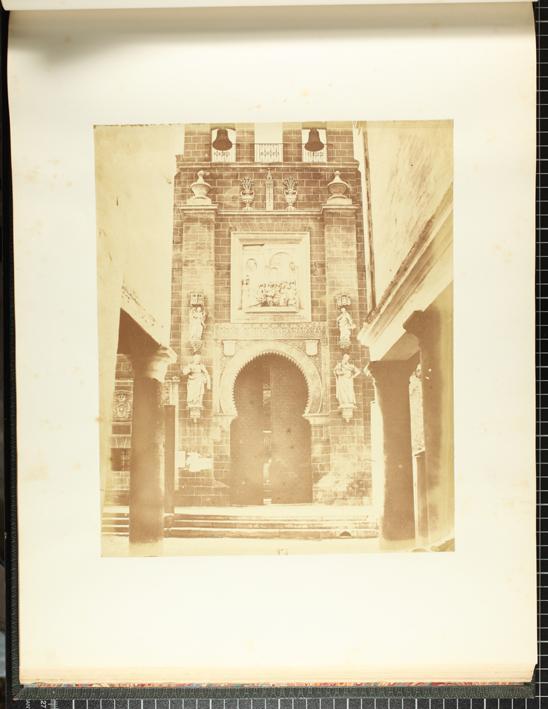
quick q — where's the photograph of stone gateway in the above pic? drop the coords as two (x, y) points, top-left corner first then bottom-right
(96, 120), (453, 557)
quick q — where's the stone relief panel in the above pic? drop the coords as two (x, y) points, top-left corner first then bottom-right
(231, 231), (312, 323)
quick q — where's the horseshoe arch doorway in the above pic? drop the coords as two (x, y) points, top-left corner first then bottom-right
(230, 353), (312, 505)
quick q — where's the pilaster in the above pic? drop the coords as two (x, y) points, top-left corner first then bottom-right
(320, 204), (369, 503)
(177, 201), (219, 501)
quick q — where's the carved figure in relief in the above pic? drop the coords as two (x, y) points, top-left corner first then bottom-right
(239, 243), (305, 312)
(181, 354), (211, 419)
(334, 354), (361, 421)
(189, 304), (206, 352)
(113, 390), (132, 420)
(241, 257), (260, 310)
(255, 279), (298, 308)
(336, 306), (356, 349)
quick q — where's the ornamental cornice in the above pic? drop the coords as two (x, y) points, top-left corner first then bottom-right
(175, 160), (361, 170)
(214, 321), (327, 341)
(218, 209), (322, 217)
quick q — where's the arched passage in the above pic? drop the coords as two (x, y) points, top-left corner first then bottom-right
(230, 353), (312, 505)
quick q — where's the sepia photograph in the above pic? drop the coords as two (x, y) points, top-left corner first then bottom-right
(10, 3), (535, 684)
(96, 120), (453, 557)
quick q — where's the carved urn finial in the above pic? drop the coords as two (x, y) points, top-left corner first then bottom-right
(240, 177), (255, 211)
(326, 171), (352, 206)
(187, 170), (212, 205)
(282, 176), (298, 211)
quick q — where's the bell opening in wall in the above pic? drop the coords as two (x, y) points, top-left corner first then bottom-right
(302, 127), (327, 163)
(212, 127), (233, 151)
(304, 127), (325, 152)
(211, 127), (236, 162)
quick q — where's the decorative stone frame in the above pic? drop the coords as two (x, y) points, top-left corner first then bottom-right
(230, 231), (312, 323)
(216, 340), (323, 421)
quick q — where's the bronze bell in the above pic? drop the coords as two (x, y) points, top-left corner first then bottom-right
(304, 127), (324, 152)
(212, 128), (233, 152)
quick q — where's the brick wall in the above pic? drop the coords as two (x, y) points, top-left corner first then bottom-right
(235, 123), (255, 162)
(326, 122), (356, 163)
(181, 124), (211, 163)
(282, 123), (302, 163)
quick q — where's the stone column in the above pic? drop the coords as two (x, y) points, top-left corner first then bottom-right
(164, 404), (176, 516)
(404, 302), (454, 546)
(367, 359), (416, 548)
(128, 345), (176, 547)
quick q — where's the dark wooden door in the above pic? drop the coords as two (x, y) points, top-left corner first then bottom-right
(231, 355), (312, 505)
(269, 357), (312, 503)
(230, 358), (264, 504)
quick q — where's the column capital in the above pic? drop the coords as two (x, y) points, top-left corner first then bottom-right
(366, 357), (416, 388)
(403, 309), (440, 341)
(130, 345), (177, 383)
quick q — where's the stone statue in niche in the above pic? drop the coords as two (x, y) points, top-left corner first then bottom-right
(334, 353), (362, 422)
(181, 354), (211, 421)
(336, 306), (356, 350)
(188, 304), (206, 353)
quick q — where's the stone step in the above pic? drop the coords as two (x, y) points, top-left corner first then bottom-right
(166, 526), (378, 540)
(169, 518), (373, 530)
(102, 511), (378, 539)
(101, 526), (128, 534)
(176, 495), (230, 506)
(103, 512), (373, 524)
